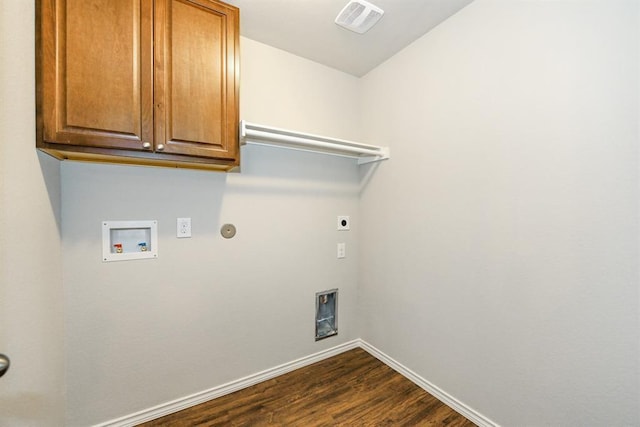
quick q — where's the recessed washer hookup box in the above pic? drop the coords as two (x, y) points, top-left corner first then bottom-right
(102, 220), (158, 262)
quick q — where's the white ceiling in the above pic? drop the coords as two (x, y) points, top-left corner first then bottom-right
(225, 0), (474, 77)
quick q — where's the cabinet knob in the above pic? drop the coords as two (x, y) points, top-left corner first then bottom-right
(142, 142), (151, 149)
(156, 144), (165, 151)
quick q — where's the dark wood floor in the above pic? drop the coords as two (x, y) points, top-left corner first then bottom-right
(138, 348), (476, 426)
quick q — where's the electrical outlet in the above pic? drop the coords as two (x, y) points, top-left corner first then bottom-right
(177, 218), (191, 238)
(337, 242), (346, 259)
(337, 215), (350, 231)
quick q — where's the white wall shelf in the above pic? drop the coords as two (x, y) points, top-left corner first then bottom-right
(240, 121), (389, 165)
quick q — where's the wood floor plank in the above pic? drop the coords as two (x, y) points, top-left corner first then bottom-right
(138, 348), (476, 426)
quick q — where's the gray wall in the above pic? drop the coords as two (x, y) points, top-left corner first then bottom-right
(62, 38), (363, 426)
(0, 1), (65, 425)
(2, 1), (638, 425)
(359, 0), (639, 425)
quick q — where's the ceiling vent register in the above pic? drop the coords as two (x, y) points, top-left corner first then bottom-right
(335, 0), (384, 34)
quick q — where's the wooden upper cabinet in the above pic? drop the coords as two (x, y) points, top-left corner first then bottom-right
(155, 0), (239, 160)
(36, 0), (240, 171)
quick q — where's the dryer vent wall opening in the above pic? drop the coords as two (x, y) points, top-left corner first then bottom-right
(315, 289), (338, 340)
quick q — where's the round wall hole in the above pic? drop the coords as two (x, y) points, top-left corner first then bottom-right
(220, 224), (236, 239)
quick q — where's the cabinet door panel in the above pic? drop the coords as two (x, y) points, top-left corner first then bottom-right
(40, 0), (153, 150)
(155, 0), (239, 159)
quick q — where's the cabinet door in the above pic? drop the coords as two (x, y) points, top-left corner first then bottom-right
(39, 0), (153, 151)
(154, 0), (239, 160)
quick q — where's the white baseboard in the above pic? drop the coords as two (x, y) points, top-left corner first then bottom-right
(93, 339), (360, 427)
(358, 340), (498, 427)
(95, 338), (497, 427)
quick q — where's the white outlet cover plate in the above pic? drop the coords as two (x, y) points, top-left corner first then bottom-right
(337, 215), (350, 231)
(337, 242), (346, 259)
(177, 217), (192, 238)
